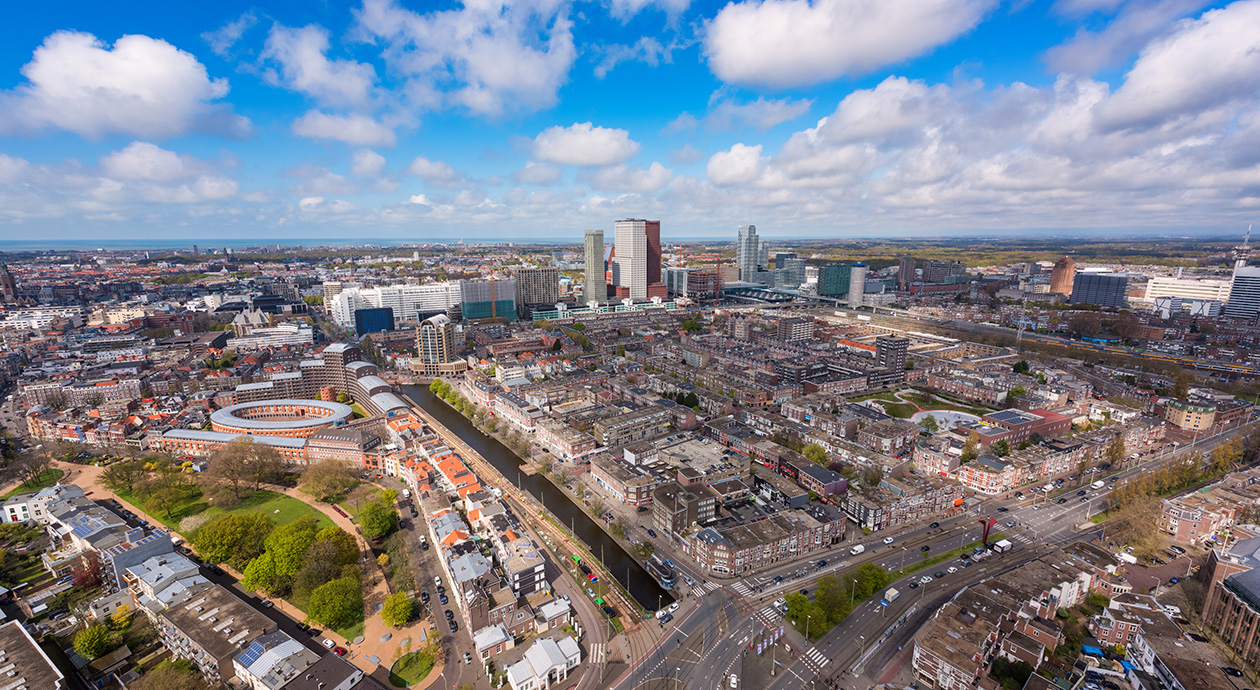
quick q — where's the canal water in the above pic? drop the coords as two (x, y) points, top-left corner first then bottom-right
(402, 385), (674, 610)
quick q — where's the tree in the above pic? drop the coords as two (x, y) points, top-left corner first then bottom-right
(803, 443), (828, 465)
(74, 624), (114, 659)
(918, 415), (939, 433)
(336, 391), (350, 404)
(381, 592), (414, 627)
(1173, 372), (1191, 399)
(292, 541), (348, 602)
(360, 500), (397, 540)
(193, 512), (274, 570)
(146, 487), (185, 520)
(242, 552), (285, 596)
(101, 460), (145, 494)
(1012, 360), (1030, 375)
(130, 660), (211, 690)
(11, 451), (51, 488)
(1105, 434), (1126, 466)
(683, 392), (699, 408)
(991, 439), (1010, 457)
(317, 526), (359, 565)
(960, 433), (979, 463)
(300, 459), (359, 502)
(72, 552), (103, 590)
(1007, 386), (1027, 399)
(905, 359), (915, 370)
(204, 437), (260, 501)
(682, 320), (702, 332)
(309, 576), (362, 629)
(265, 517), (321, 578)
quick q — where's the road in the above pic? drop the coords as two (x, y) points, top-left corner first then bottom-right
(604, 418), (1249, 690)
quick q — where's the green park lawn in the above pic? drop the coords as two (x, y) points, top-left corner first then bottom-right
(2, 469), (65, 498)
(389, 651), (436, 687)
(116, 486), (331, 536)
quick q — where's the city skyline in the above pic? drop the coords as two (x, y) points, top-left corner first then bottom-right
(1, 1), (1259, 241)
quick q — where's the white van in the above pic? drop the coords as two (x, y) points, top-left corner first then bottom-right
(850, 544), (865, 556)
(1091, 480), (1105, 490)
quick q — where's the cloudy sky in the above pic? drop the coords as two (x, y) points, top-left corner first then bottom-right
(1, 0), (1259, 243)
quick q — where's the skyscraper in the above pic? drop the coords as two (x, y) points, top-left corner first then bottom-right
(876, 335), (909, 372)
(583, 230), (606, 303)
(515, 266), (560, 317)
(612, 219), (664, 301)
(1070, 273), (1129, 308)
(1225, 267), (1260, 320)
(817, 264), (851, 297)
(737, 224), (761, 282)
(897, 257), (916, 290)
(413, 314), (467, 377)
(847, 263), (868, 308)
(1050, 256), (1075, 295)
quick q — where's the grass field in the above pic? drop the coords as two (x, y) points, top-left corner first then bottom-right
(337, 485), (384, 523)
(117, 487), (331, 536)
(2, 469), (65, 499)
(389, 651), (436, 687)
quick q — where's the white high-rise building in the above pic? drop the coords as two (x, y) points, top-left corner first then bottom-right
(584, 230), (605, 303)
(329, 283), (462, 329)
(1143, 276), (1232, 303)
(847, 264), (868, 308)
(1225, 266), (1260, 320)
(737, 225), (761, 282)
(613, 219), (649, 301)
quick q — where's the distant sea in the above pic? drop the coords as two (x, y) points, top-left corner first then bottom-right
(0, 237), (577, 252)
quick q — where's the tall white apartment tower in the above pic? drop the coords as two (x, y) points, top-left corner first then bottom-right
(584, 230), (605, 303)
(737, 225), (760, 282)
(613, 219), (649, 301)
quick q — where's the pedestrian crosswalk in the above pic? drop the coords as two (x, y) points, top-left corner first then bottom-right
(755, 604), (783, 626)
(729, 581), (754, 597)
(804, 646), (829, 672)
(591, 643), (605, 662)
(691, 581), (720, 597)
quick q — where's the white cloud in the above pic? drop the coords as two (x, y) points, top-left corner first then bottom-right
(595, 35), (696, 78)
(589, 162), (674, 193)
(354, 0), (576, 117)
(511, 161), (564, 185)
(0, 30), (249, 139)
(606, 0), (691, 20)
(813, 76), (955, 143)
(99, 142), (208, 182)
(706, 97), (814, 131)
(663, 112), (700, 134)
(1045, 0), (1210, 75)
(1096, 0), (1260, 131)
(299, 196), (325, 209)
(405, 156), (468, 188)
(533, 122), (641, 166)
(670, 144), (705, 165)
(285, 164), (358, 195)
(262, 24), (379, 109)
(350, 149), (388, 178)
(291, 111), (396, 146)
(704, 0), (997, 87)
(707, 143), (767, 185)
(202, 10), (258, 57)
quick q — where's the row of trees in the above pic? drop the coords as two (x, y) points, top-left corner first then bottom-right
(783, 562), (891, 641)
(430, 379), (531, 457)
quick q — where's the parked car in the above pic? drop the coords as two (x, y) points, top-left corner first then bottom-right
(445, 609), (454, 620)
(1222, 667), (1244, 677)
(260, 599), (274, 609)
(882, 537), (895, 544)
(439, 593), (448, 604)
(420, 592), (430, 604)
(449, 620), (458, 633)
(335, 647), (347, 656)
(659, 612), (674, 623)
(934, 571), (946, 578)
(929, 522), (940, 529)
(647, 529), (657, 538)
(908, 581), (919, 589)
(1170, 577), (1181, 585)
(322, 639), (335, 649)
(667, 602), (679, 613)
(1169, 545), (1187, 555)
(463, 652), (473, 664)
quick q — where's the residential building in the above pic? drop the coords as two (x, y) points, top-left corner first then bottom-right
(1050, 256), (1075, 295)
(232, 631), (320, 690)
(516, 267), (560, 317)
(1226, 266), (1260, 320)
(583, 230), (606, 303)
(505, 635), (582, 690)
(156, 584), (278, 683)
(653, 482), (717, 540)
(737, 224), (762, 283)
(847, 264), (868, 308)
(0, 620), (65, 689)
(897, 257), (916, 290)
(461, 279), (516, 320)
(1164, 399), (1215, 432)
(413, 314), (468, 377)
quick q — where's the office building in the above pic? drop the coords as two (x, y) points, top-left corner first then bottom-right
(876, 335), (909, 373)
(1070, 273), (1130, 308)
(774, 253), (806, 288)
(583, 230), (606, 303)
(460, 279), (516, 319)
(353, 307), (394, 336)
(777, 317), (813, 342)
(817, 264), (851, 297)
(1144, 276), (1232, 303)
(413, 314), (468, 377)
(847, 263), (868, 307)
(737, 224), (762, 282)
(321, 280), (342, 303)
(1050, 256), (1075, 295)
(1226, 266), (1260, 320)
(897, 257), (916, 290)
(664, 267), (721, 300)
(924, 260), (966, 283)
(329, 283), (461, 329)
(611, 219), (664, 301)
(515, 267), (560, 317)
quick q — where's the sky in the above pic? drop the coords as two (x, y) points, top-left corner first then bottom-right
(1, 0), (1259, 243)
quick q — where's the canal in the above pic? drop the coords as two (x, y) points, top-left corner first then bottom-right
(402, 385), (675, 610)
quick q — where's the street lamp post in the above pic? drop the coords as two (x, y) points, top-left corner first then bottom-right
(901, 546), (907, 573)
(851, 579), (857, 607)
(806, 614), (811, 641)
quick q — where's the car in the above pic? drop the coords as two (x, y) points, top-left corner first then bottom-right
(659, 612), (674, 623)
(261, 599), (274, 609)
(1080, 496), (1088, 502)
(1169, 545), (1187, 555)
(586, 588), (595, 597)
(449, 620), (458, 633)
(947, 567), (958, 574)
(647, 529), (657, 538)
(322, 639), (335, 649)
(961, 559), (973, 567)
(997, 507), (1009, 512)
(883, 537), (895, 545)
(464, 652), (473, 664)
(637, 506), (649, 513)
(297, 623), (310, 632)
(1014, 491), (1023, 498)
(307, 628), (321, 637)
(667, 602), (679, 613)
(1078, 490), (1087, 496)
(664, 558), (676, 568)
(421, 541), (429, 550)
(1006, 520), (1016, 527)
(335, 646), (347, 656)
(208, 565), (223, 575)
(730, 673), (739, 688)
(774, 597), (786, 609)
(436, 585), (445, 594)
(420, 592), (430, 604)
(579, 565), (592, 575)
(1058, 497), (1068, 504)
(434, 576), (442, 586)
(1151, 558), (1166, 566)
(920, 576), (933, 584)
(1223, 667), (1244, 678)
(603, 605), (617, 616)
(1170, 577), (1181, 585)
(773, 575), (784, 583)
(439, 593), (448, 604)
(683, 575), (693, 585)
(930, 522), (940, 529)
(934, 570), (946, 578)
(445, 609), (454, 620)
(908, 581), (920, 589)
(921, 545), (931, 552)
(799, 588), (809, 596)
(816, 560), (829, 569)
(562, 594), (571, 603)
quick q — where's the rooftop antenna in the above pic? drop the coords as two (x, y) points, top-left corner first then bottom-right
(1235, 224), (1253, 270)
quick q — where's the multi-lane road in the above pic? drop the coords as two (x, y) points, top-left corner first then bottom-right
(606, 419), (1251, 690)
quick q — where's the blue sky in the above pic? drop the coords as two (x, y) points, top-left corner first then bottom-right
(1, 0), (1258, 243)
